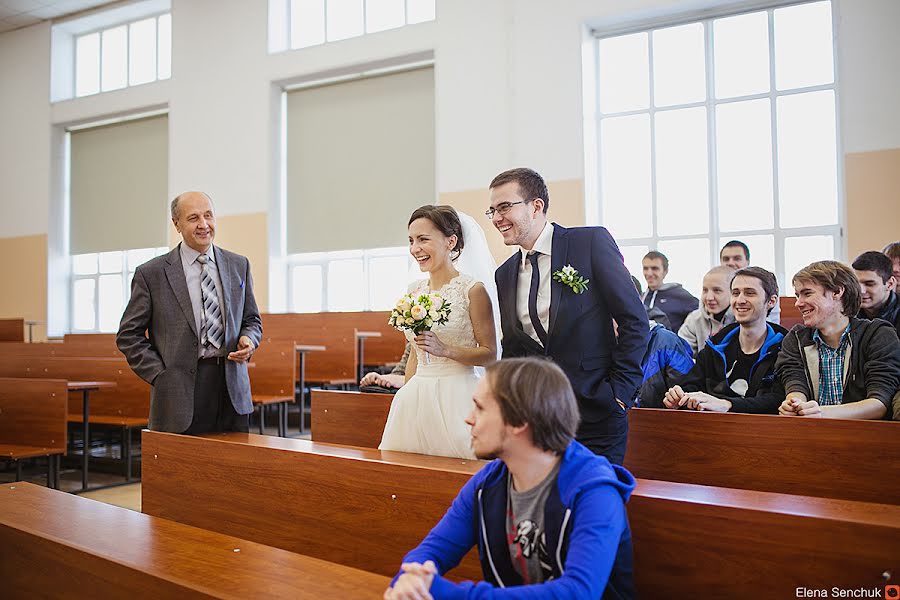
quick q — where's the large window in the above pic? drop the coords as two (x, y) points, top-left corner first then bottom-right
(75, 13), (171, 97)
(288, 247), (414, 313)
(270, 0), (434, 51)
(595, 0), (840, 294)
(72, 247), (169, 333)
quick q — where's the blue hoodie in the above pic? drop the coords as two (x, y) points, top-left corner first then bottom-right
(393, 441), (636, 599)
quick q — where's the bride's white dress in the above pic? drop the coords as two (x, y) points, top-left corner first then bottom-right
(378, 274), (480, 459)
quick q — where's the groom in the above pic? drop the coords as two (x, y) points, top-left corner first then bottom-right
(490, 168), (649, 465)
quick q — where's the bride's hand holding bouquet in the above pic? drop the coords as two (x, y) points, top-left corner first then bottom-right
(389, 292), (452, 361)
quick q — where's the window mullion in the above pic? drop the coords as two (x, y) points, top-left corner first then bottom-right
(705, 19), (719, 267)
(767, 8), (784, 287)
(647, 31), (659, 248)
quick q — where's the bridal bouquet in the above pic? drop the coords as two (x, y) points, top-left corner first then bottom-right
(389, 292), (452, 335)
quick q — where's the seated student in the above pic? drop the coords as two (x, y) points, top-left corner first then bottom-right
(678, 266), (735, 355)
(360, 343), (409, 389)
(776, 260), (900, 420)
(719, 240), (781, 324)
(884, 242), (900, 281)
(663, 267), (788, 414)
(636, 320), (695, 409)
(384, 358), (635, 600)
(852, 251), (900, 333)
(641, 250), (699, 333)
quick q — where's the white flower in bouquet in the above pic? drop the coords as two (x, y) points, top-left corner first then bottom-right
(388, 290), (452, 335)
(411, 305), (427, 321)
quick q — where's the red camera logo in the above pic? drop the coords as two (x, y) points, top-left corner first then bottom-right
(885, 585), (900, 599)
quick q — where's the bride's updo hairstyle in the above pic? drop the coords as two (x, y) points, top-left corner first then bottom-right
(408, 205), (465, 261)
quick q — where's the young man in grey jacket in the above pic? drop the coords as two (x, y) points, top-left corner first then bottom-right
(776, 260), (900, 420)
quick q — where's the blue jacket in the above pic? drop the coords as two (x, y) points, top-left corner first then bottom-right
(636, 321), (695, 408)
(395, 441), (636, 599)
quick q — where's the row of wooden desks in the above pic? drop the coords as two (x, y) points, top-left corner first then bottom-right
(67, 380), (117, 493)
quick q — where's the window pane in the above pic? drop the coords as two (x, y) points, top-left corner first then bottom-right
(652, 23), (706, 107)
(327, 259), (365, 311)
(73, 253), (98, 275)
(784, 235), (833, 293)
(657, 238), (710, 296)
(73, 279), (96, 330)
(291, 265), (323, 312)
(366, 0), (404, 33)
(619, 245), (650, 290)
(128, 18), (157, 86)
(291, 0), (325, 48)
(157, 14), (172, 79)
(101, 25), (127, 92)
(326, 0), (364, 42)
(406, 0), (435, 24)
(600, 114), (652, 238)
(156, 246), (170, 256)
(127, 247), (157, 270)
(729, 234), (775, 274)
(774, 1), (834, 90)
(714, 11), (769, 99)
(716, 99), (774, 231)
(76, 33), (100, 97)
(598, 33), (649, 114)
(370, 256), (407, 310)
(655, 107), (709, 236)
(99, 251), (123, 273)
(777, 91), (838, 228)
(98, 274), (124, 332)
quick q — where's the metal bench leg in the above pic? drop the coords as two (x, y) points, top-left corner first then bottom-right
(258, 405), (266, 435)
(15, 459), (22, 482)
(47, 456), (53, 488)
(54, 455), (61, 490)
(278, 402), (286, 437)
(124, 426), (132, 482)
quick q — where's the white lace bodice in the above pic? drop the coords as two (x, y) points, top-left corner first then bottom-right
(406, 274), (479, 368)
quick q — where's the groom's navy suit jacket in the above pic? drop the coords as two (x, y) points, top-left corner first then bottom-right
(496, 224), (649, 424)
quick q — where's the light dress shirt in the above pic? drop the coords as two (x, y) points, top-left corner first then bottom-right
(179, 243), (226, 358)
(516, 222), (553, 346)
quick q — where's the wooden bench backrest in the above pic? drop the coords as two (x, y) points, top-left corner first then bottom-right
(249, 336), (295, 397)
(626, 408), (900, 505)
(0, 482), (390, 599)
(141, 431), (900, 597)
(780, 296), (802, 329)
(311, 390), (392, 447)
(0, 357), (149, 418)
(0, 378), (67, 451)
(0, 341), (121, 358)
(0, 319), (24, 342)
(142, 431), (484, 580)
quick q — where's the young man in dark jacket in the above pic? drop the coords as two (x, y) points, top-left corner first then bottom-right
(664, 267), (787, 414)
(641, 250), (699, 333)
(852, 251), (900, 333)
(385, 358), (635, 600)
(776, 260), (900, 420)
(636, 321), (695, 408)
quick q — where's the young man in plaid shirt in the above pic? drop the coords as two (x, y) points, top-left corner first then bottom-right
(776, 260), (900, 420)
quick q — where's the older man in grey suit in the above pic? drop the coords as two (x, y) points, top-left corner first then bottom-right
(117, 191), (262, 434)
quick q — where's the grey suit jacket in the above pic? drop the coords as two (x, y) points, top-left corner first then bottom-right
(116, 243), (263, 433)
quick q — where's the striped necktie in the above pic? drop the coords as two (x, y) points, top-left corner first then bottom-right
(196, 254), (224, 349)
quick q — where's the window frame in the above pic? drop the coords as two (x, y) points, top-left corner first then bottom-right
(592, 0), (845, 294)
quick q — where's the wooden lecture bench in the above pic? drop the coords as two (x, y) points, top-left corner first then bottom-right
(311, 389), (393, 448)
(626, 408), (900, 505)
(0, 482), (390, 599)
(142, 431), (900, 597)
(0, 318), (25, 342)
(0, 378), (67, 488)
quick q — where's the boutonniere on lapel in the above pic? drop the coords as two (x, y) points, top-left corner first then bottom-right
(553, 265), (589, 294)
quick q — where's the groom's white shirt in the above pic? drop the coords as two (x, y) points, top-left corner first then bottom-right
(517, 222), (553, 345)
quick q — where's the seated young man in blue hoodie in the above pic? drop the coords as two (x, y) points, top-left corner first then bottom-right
(664, 267), (788, 414)
(384, 357), (636, 600)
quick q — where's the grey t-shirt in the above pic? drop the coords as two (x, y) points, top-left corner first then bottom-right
(507, 461), (561, 584)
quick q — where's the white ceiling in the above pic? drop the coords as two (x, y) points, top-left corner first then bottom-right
(0, 0), (121, 34)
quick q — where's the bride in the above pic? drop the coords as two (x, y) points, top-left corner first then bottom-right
(378, 205), (499, 459)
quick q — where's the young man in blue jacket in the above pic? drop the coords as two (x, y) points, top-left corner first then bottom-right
(385, 358), (636, 600)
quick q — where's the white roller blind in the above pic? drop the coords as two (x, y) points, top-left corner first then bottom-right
(70, 115), (168, 254)
(286, 67), (435, 254)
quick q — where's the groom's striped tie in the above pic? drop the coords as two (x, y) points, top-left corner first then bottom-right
(196, 254), (224, 350)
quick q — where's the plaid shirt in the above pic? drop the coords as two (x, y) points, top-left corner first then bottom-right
(813, 325), (851, 406)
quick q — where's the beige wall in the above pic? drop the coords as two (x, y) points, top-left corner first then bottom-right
(0, 234), (47, 341)
(440, 178), (586, 265)
(845, 147), (900, 261)
(167, 212), (269, 311)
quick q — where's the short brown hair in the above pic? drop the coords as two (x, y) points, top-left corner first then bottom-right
(733, 266), (779, 314)
(484, 358), (579, 454)
(883, 242), (900, 262)
(408, 205), (465, 261)
(489, 168), (550, 214)
(643, 250), (669, 272)
(792, 260), (861, 317)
